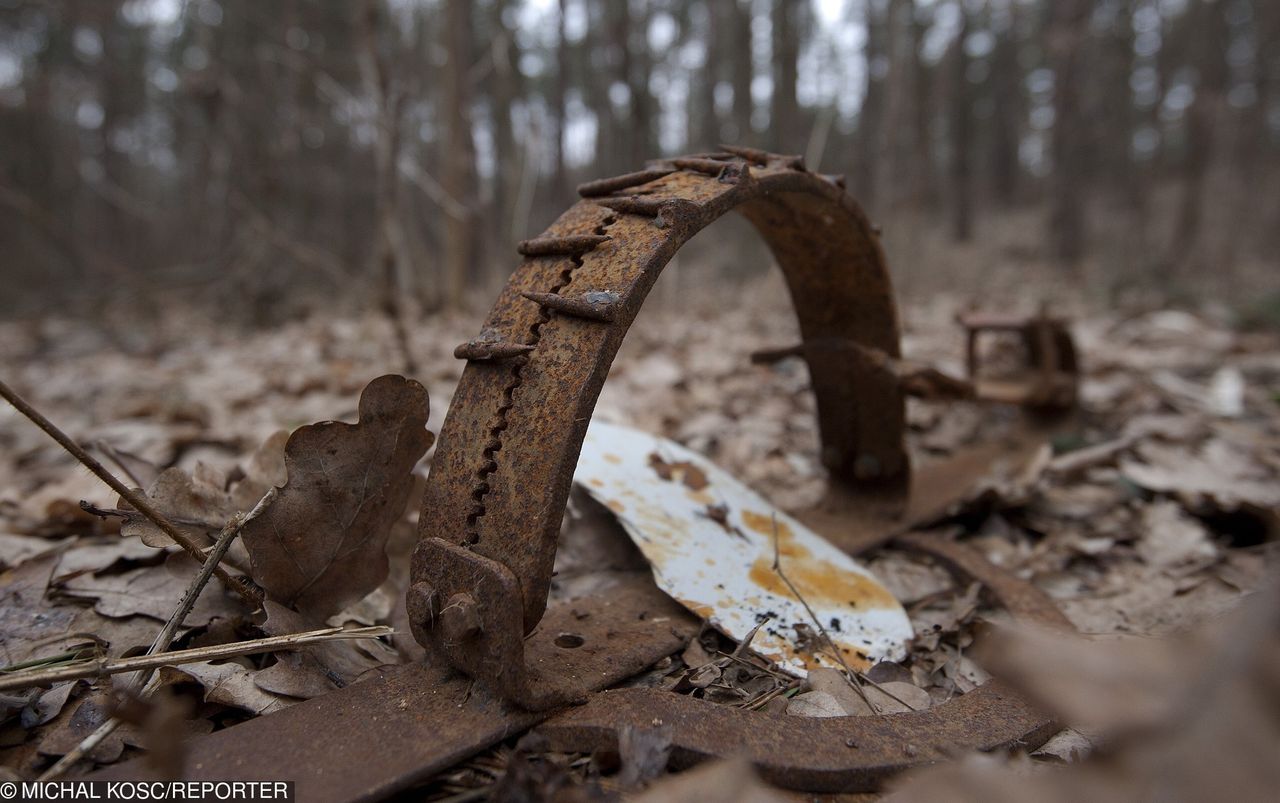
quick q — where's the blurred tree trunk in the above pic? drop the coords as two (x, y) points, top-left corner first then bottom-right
(590, 0), (628, 174)
(486, 0), (522, 256)
(770, 0), (800, 152)
(624, 0), (655, 163)
(1046, 0), (1090, 267)
(856, 0), (888, 210)
(988, 7), (1021, 206)
(728, 0), (754, 145)
(551, 0), (570, 202)
(442, 0), (479, 309)
(693, 0), (722, 149)
(1237, 0), (1279, 256)
(358, 0), (416, 333)
(1171, 0), (1229, 268)
(909, 2), (937, 212)
(949, 3), (973, 242)
(882, 0), (913, 212)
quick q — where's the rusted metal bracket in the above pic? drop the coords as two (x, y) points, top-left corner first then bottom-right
(537, 682), (1055, 793)
(412, 147), (910, 709)
(90, 578), (701, 802)
(960, 308), (1079, 411)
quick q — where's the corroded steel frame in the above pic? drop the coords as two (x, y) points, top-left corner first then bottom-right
(411, 147), (910, 708)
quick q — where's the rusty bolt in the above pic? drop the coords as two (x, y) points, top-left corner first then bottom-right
(406, 582), (441, 629)
(441, 593), (483, 643)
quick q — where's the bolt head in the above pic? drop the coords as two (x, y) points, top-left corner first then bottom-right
(441, 593), (483, 643)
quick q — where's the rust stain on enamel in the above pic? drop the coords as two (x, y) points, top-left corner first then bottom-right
(743, 510), (897, 610)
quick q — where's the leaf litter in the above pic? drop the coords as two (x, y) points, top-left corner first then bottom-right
(0, 282), (1277, 797)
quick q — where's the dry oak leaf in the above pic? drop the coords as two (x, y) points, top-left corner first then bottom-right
(121, 431), (287, 550)
(240, 375), (432, 620)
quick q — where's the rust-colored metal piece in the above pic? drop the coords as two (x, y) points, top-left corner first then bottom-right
(517, 234), (611, 257)
(521, 290), (621, 323)
(453, 335), (535, 362)
(577, 168), (675, 198)
(90, 578), (700, 803)
(959, 308), (1079, 411)
(537, 682), (1054, 793)
(414, 148), (909, 709)
(536, 534), (1069, 792)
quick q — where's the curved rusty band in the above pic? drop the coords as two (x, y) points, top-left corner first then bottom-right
(536, 535), (1073, 792)
(410, 147), (910, 709)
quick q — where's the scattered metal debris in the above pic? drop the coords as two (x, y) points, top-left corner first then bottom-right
(959, 307), (1079, 411)
(90, 147), (1081, 800)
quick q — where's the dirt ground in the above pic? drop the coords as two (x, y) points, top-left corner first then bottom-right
(1, 275), (1277, 799)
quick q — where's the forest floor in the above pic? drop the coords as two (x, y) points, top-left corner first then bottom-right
(1, 275), (1278, 800)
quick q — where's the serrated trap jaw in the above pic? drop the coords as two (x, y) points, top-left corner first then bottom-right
(408, 147), (917, 710)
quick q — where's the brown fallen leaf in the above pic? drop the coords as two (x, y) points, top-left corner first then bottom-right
(0, 533), (67, 570)
(888, 581), (1280, 803)
(22, 681), (84, 729)
(1136, 500), (1218, 572)
(240, 375), (432, 620)
(258, 600), (397, 690)
(228, 430), (289, 511)
(618, 723), (675, 788)
(785, 689), (847, 717)
(37, 692), (128, 764)
(168, 662), (292, 715)
(57, 562), (239, 626)
(1120, 439), (1280, 510)
(250, 652), (338, 700)
(120, 465), (230, 549)
(0, 553), (79, 667)
(119, 433), (286, 554)
(52, 536), (161, 582)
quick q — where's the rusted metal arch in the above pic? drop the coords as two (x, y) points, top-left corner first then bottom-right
(412, 148), (911, 708)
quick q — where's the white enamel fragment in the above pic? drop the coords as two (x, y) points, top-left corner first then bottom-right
(574, 420), (912, 677)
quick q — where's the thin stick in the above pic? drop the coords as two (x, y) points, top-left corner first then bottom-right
(39, 674), (159, 778)
(769, 515), (870, 704)
(36, 489), (280, 779)
(769, 515), (919, 713)
(0, 379), (259, 606)
(129, 488), (278, 688)
(2, 625), (392, 692)
(94, 440), (146, 488)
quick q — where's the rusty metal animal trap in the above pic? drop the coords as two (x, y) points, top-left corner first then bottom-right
(96, 146), (1080, 801)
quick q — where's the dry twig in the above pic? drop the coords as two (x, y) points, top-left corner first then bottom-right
(769, 514), (919, 713)
(0, 625), (392, 692)
(0, 378), (259, 606)
(37, 489), (279, 779)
